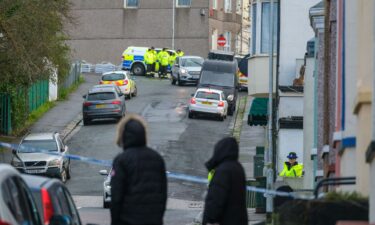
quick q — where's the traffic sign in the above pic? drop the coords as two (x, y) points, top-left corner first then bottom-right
(217, 36), (226, 47)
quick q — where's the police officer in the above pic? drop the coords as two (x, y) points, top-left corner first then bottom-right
(279, 152), (304, 177)
(158, 48), (169, 79)
(176, 49), (184, 57)
(169, 51), (177, 68)
(144, 48), (155, 77)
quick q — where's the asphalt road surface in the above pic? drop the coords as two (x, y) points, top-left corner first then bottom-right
(65, 75), (235, 225)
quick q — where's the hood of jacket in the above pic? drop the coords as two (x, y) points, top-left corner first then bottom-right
(205, 137), (239, 171)
(116, 114), (147, 149)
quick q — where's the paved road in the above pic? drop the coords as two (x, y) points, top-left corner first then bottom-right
(65, 75), (235, 225)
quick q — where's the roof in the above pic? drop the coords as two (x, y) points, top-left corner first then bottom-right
(24, 133), (55, 141)
(196, 88), (224, 94)
(202, 59), (237, 73)
(88, 87), (117, 93)
(92, 84), (117, 89)
(102, 71), (128, 76)
(248, 98), (268, 126)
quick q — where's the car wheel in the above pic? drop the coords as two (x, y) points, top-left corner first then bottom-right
(127, 93), (132, 100)
(188, 112), (194, 119)
(83, 118), (90, 126)
(103, 199), (110, 209)
(171, 76), (176, 85)
(131, 64), (145, 76)
(132, 86), (137, 97)
(177, 75), (183, 86)
(60, 168), (67, 183)
(219, 116), (224, 121)
(66, 162), (71, 179)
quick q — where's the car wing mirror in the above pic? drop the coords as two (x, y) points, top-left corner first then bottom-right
(99, 170), (109, 176)
(191, 93), (194, 97)
(63, 146), (68, 152)
(119, 92), (124, 96)
(12, 149), (17, 155)
(82, 94), (87, 99)
(49, 215), (72, 225)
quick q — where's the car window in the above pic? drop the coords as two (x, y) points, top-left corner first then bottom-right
(63, 188), (81, 225)
(175, 57), (179, 65)
(196, 91), (220, 100)
(19, 140), (58, 153)
(1, 177), (40, 225)
(56, 136), (64, 152)
(102, 73), (125, 81)
(87, 92), (116, 101)
(221, 93), (226, 100)
(181, 58), (204, 67)
(200, 71), (235, 87)
(53, 187), (71, 216)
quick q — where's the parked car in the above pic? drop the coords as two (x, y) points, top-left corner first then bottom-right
(0, 164), (43, 225)
(188, 88), (228, 121)
(208, 50), (235, 61)
(197, 59), (238, 115)
(100, 71), (137, 99)
(99, 169), (112, 208)
(171, 56), (204, 86)
(82, 85), (126, 125)
(11, 132), (71, 183)
(22, 175), (82, 225)
(236, 54), (250, 91)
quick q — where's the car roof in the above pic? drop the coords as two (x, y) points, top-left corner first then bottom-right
(0, 164), (20, 182)
(89, 86), (117, 93)
(24, 133), (56, 141)
(202, 59), (237, 72)
(179, 56), (203, 59)
(93, 84), (117, 89)
(102, 71), (128, 76)
(196, 88), (223, 94)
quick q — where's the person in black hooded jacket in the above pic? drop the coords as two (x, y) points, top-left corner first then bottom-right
(202, 137), (248, 225)
(110, 114), (167, 225)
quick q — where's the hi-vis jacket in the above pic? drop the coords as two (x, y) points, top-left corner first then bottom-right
(279, 162), (303, 177)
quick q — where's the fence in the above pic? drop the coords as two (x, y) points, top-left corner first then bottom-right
(0, 94), (11, 135)
(60, 61), (81, 90)
(28, 80), (49, 112)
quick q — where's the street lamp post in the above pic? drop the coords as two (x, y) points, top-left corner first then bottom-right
(172, 0), (176, 49)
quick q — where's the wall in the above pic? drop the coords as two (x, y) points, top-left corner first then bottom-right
(303, 56), (315, 189)
(67, 0), (209, 64)
(279, 0), (320, 86)
(277, 129), (304, 173)
(278, 95), (303, 118)
(370, 162), (375, 223)
(247, 55), (276, 96)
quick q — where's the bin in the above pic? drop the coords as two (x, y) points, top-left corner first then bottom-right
(253, 155), (264, 178)
(256, 146), (265, 155)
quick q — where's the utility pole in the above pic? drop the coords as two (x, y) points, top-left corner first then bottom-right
(172, 0), (176, 49)
(266, 0), (275, 215)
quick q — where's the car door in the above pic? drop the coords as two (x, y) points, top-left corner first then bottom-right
(56, 135), (68, 168)
(1, 176), (41, 225)
(172, 57), (180, 78)
(115, 86), (126, 110)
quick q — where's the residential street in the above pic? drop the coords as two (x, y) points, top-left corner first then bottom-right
(65, 74), (236, 224)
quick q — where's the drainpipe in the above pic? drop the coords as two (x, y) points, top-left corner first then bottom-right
(172, 0), (175, 49)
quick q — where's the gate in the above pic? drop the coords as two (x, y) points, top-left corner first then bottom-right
(0, 94), (11, 135)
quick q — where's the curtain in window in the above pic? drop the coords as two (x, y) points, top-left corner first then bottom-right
(127, 0), (138, 7)
(252, 4), (257, 55)
(225, 0), (232, 12)
(178, 0), (191, 6)
(261, 2), (278, 54)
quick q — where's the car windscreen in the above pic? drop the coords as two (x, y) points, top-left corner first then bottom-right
(19, 140), (58, 153)
(181, 58), (204, 67)
(102, 73), (125, 81)
(196, 92), (220, 100)
(200, 71), (235, 87)
(87, 92), (116, 101)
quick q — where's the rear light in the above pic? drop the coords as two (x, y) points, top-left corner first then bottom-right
(83, 102), (92, 107)
(190, 98), (196, 104)
(218, 101), (224, 107)
(115, 81), (121, 86)
(124, 80), (129, 85)
(41, 188), (54, 225)
(112, 100), (121, 105)
(99, 81), (103, 84)
(0, 220), (11, 225)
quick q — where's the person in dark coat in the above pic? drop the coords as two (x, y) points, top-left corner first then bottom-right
(110, 114), (167, 225)
(202, 137), (248, 225)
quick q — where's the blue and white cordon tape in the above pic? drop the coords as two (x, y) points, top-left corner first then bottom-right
(0, 141), (312, 200)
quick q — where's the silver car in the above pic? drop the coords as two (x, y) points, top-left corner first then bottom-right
(11, 132), (71, 183)
(188, 88), (228, 121)
(99, 169), (112, 208)
(171, 56), (204, 86)
(82, 85), (126, 125)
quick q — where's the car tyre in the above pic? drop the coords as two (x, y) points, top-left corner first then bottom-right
(188, 112), (194, 119)
(127, 93), (132, 100)
(83, 118), (91, 126)
(66, 162), (71, 179)
(131, 64), (145, 76)
(60, 168), (67, 183)
(103, 199), (110, 209)
(171, 76), (176, 85)
(219, 116), (224, 121)
(132, 86), (137, 97)
(177, 75), (183, 86)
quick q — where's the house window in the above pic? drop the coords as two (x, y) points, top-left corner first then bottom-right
(124, 0), (138, 8)
(261, 2), (278, 54)
(224, 0), (232, 13)
(212, 0), (217, 10)
(236, 0), (242, 14)
(212, 29), (218, 50)
(224, 31), (232, 51)
(177, 0), (191, 7)
(251, 3), (257, 55)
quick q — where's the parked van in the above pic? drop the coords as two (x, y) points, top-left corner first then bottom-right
(197, 59), (238, 115)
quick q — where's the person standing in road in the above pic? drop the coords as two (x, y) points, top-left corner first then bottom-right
(145, 48), (155, 77)
(158, 48), (170, 79)
(151, 46), (158, 76)
(110, 114), (167, 225)
(279, 152), (304, 177)
(202, 137), (248, 225)
(176, 49), (184, 57)
(169, 51), (177, 69)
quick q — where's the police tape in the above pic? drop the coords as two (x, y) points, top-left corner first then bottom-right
(0, 141), (313, 200)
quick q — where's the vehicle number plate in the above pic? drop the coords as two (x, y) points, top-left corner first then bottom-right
(202, 102), (212, 105)
(192, 75), (199, 79)
(26, 169), (44, 174)
(96, 104), (105, 109)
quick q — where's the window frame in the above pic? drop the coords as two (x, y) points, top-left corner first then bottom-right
(260, 1), (278, 54)
(251, 3), (257, 55)
(224, 0), (232, 13)
(124, 0), (139, 8)
(176, 0), (191, 8)
(212, 0), (217, 10)
(224, 31), (232, 52)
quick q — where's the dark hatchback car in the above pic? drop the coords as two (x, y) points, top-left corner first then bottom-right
(22, 175), (82, 225)
(82, 85), (126, 125)
(197, 59), (238, 115)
